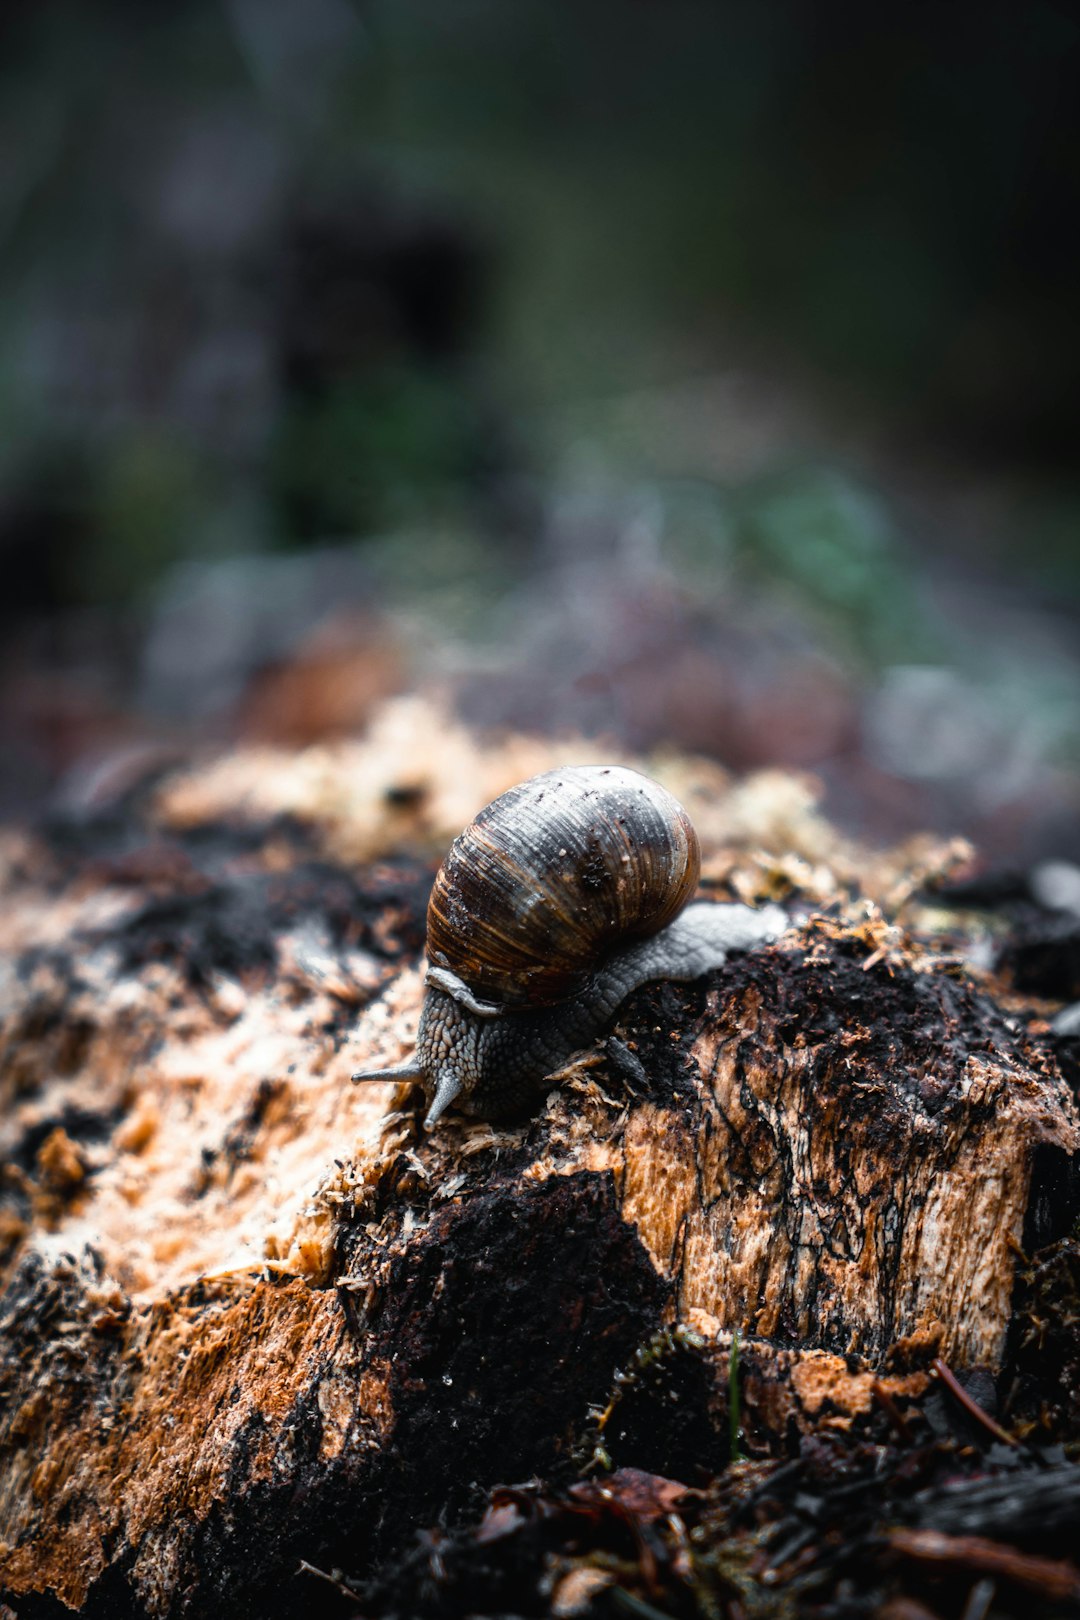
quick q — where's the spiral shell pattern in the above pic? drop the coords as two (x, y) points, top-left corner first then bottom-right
(425, 765), (700, 1008)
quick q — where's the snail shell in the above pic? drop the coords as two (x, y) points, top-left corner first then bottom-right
(425, 764), (700, 1009)
(352, 764), (784, 1127)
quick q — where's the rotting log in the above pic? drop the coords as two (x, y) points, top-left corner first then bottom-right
(1, 705), (1078, 1618)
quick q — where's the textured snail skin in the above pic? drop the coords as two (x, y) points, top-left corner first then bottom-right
(354, 899), (785, 1127)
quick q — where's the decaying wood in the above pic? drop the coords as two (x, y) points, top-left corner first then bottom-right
(1, 700), (1077, 1617)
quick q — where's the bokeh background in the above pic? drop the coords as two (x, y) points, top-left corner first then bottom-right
(3, 0), (1079, 860)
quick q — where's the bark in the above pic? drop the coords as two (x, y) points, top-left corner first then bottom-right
(0, 723), (1077, 1618)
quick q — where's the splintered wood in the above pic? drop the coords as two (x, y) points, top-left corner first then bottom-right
(1, 697), (1077, 1617)
(521, 921), (1075, 1367)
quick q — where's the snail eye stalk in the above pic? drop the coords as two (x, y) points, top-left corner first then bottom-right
(351, 1060), (424, 1084)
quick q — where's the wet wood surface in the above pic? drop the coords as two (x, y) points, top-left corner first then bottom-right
(1, 707), (1078, 1617)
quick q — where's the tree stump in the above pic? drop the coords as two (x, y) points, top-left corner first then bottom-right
(1, 705), (1077, 1617)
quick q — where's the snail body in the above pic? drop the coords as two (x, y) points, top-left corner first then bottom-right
(353, 765), (784, 1127)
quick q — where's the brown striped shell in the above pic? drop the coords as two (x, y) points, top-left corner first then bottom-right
(425, 765), (701, 1008)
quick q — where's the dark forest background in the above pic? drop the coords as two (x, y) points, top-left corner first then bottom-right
(2, 0), (1079, 858)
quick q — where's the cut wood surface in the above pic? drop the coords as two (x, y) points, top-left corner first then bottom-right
(1, 700), (1077, 1618)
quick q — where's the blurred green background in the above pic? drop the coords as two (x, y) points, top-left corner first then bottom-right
(2, 0), (1079, 854)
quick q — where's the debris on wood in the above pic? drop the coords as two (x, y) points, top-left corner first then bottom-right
(2, 698), (1079, 1618)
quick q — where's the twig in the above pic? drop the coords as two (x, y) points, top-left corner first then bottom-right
(931, 1359), (1019, 1449)
(296, 1560), (359, 1601)
(889, 1529), (1080, 1603)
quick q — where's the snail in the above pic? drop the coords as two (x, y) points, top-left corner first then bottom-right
(352, 765), (785, 1128)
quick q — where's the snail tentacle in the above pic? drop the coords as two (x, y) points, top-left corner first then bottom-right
(351, 1059), (424, 1085)
(423, 1068), (464, 1130)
